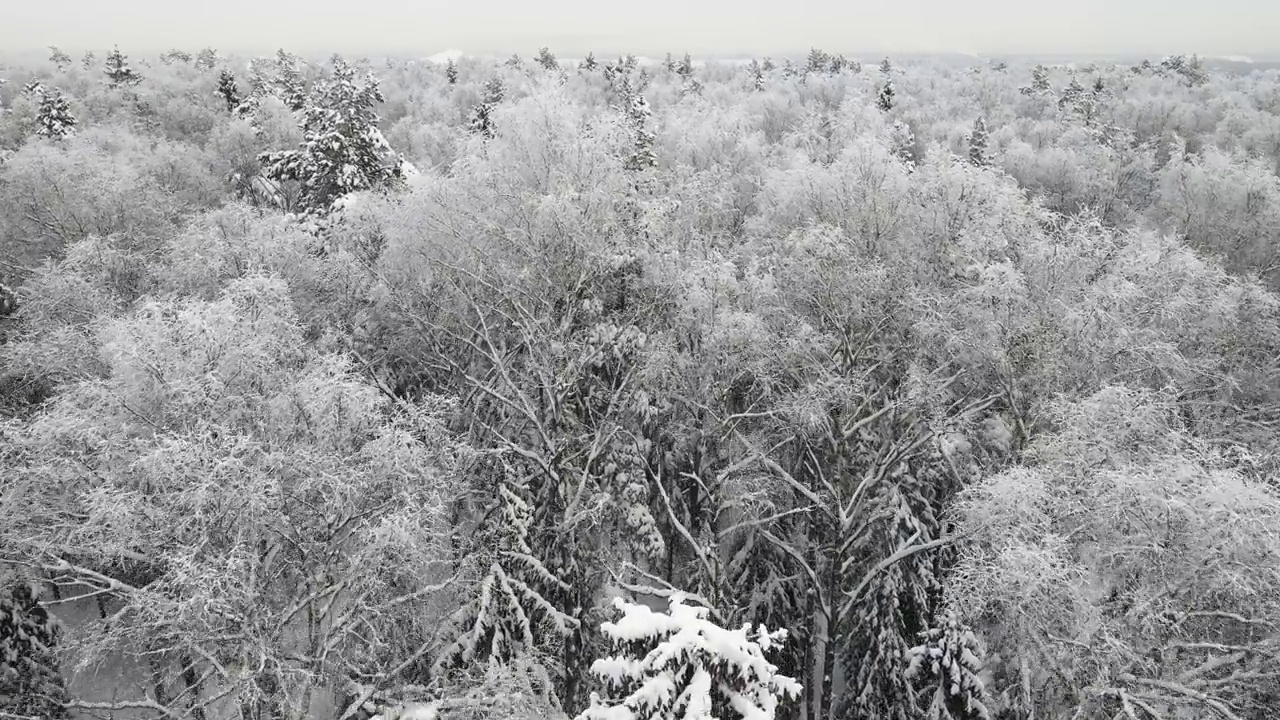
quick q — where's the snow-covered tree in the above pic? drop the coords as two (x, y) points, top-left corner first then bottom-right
(749, 59), (765, 91)
(445, 58), (458, 85)
(47, 45), (71, 70)
(216, 68), (242, 112)
(578, 596), (801, 720)
(21, 80), (44, 98)
(676, 53), (695, 79)
(272, 48), (308, 111)
(906, 614), (990, 720)
(0, 579), (70, 719)
(967, 116), (989, 166)
(195, 47), (218, 71)
(536, 47), (559, 71)
(880, 57), (893, 75)
(877, 80), (895, 112)
(103, 46), (142, 87)
(259, 57), (406, 217)
(80, 50), (95, 70)
(34, 88), (76, 139)
(1021, 64), (1051, 95)
(160, 48), (192, 65)
(581, 52), (599, 72)
(468, 77), (504, 139)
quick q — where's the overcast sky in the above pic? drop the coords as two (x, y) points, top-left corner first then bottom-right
(4, 0), (1278, 58)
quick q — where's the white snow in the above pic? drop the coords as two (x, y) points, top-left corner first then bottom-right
(425, 49), (465, 64)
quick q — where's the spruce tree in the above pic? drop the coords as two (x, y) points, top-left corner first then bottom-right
(81, 50), (96, 71)
(273, 49), (308, 111)
(1022, 64), (1051, 95)
(581, 52), (598, 72)
(967, 116), (989, 166)
(906, 614), (990, 720)
(877, 80), (895, 112)
(47, 46), (71, 70)
(445, 58), (458, 85)
(103, 45), (142, 87)
(21, 80), (44, 98)
(880, 57), (893, 75)
(468, 77), (504, 139)
(259, 57), (406, 217)
(216, 69), (242, 113)
(35, 88), (76, 139)
(578, 596), (801, 720)
(761, 56), (775, 72)
(663, 52), (676, 73)
(0, 580), (71, 719)
(807, 47), (831, 75)
(505, 53), (522, 68)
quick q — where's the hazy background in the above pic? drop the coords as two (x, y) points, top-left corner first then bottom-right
(2, 0), (1279, 59)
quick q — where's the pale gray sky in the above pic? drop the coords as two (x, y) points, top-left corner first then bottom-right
(4, 0), (1278, 58)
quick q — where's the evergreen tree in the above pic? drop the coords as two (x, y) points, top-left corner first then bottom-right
(880, 57), (893, 75)
(761, 56), (776, 72)
(807, 47), (832, 75)
(505, 53), (522, 68)
(578, 596), (801, 720)
(103, 45), (142, 87)
(468, 77), (504, 139)
(749, 59), (765, 91)
(81, 50), (96, 70)
(216, 69), (242, 113)
(906, 614), (990, 720)
(676, 52), (695, 79)
(161, 48), (192, 65)
(536, 47), (559, 71)
(663, 52), (676, 73)
(1021, 64), (1051, 95)
(620, 86), (657, 171)
(890, 119), (917, 166)
(47, 46), (71, 70)
(0, 580), (71, 719)
(195, 47), (219, 71)
(35, 88), (76, 139)
(21, 80), (44, 98)
(877, 80), (895, 112)
(445, 58), (458, 85)
(967, 116), (989, 166)
(259, 57), (406, 217)
(273, 48), (308, 111)
(581, 52), (598, 72)
(1058, 76), (1085, 110)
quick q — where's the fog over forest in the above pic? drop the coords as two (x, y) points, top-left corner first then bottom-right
(3, 22), (1280, 720)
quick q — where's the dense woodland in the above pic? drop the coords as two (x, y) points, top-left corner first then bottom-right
(2, 44), (1280, 720)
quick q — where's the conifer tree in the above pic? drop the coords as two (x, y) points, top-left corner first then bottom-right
(0, 580), (71, 719)
(536, 46), (559, 71)
(103, 45), (142, 87)
(581, 52), (598, 72)
(21, 80), (44, 98)
(216, 69), (242, 113)
(273, 48), (308, 111)
(35, 88), (76, 139)
(967, 116), (989, 166)
(161, 48), (192, 65)
(195, 47), (219, 71)
(81, 50), (96, 70)
(47, 46), (71, 70)
(259, 57), (406, 217)
(880, 57), (893, 75)
(663, 52), (676, 73)
(1021, 64), (1051, 95)
(445, 58), (458, 85)
(761, 56), (775, 72)
(906, 614), (990, 720)
(505, 53), (522, 68)
(468, 77), (504, 139)
(749, 59), (765, 91)
(877, 80), (895, 112)
(890, 119), (916, 166)
(807, 47), (831, 75)
(578, 596), (801, 720)
(676, 52), (695, 79)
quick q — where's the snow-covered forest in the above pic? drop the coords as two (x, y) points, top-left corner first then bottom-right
(3, 44), (1280, 720)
